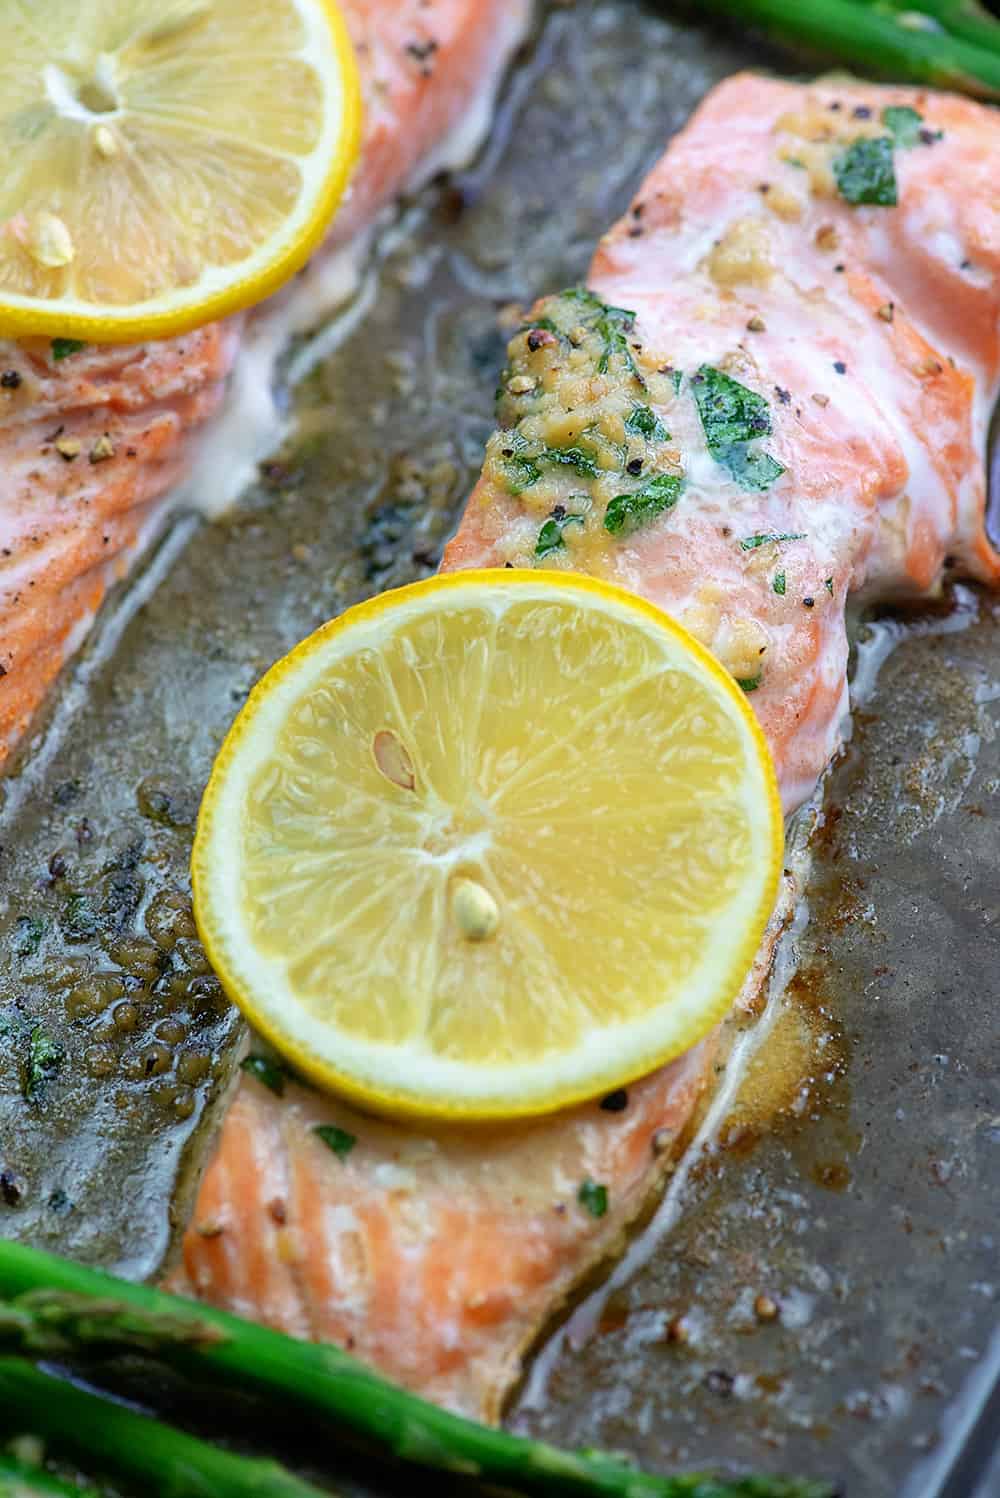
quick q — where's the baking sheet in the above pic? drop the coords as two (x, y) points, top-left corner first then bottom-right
(0, 3), (997, 1493)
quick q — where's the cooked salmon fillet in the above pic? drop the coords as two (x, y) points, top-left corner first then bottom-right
(172, 73), (1000, 1421)
(0, 0), (533, 767)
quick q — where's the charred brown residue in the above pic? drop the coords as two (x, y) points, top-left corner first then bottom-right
(720, 964), (853, 1170)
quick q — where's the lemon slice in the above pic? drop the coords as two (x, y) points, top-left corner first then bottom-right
(193, 571), (783, 1121)
(0, 0), (362, 342)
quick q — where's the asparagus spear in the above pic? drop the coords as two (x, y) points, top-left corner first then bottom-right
(0, 1454), (99, 1498)
(696, 0), (1000, 96)
(0, 1359), (336, 1498)
(0, 1243), (835, 1498)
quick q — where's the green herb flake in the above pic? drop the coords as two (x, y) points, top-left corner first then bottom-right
(881, 105), (924, 149)
(535, 519), (565, 559)
(240, 1055), (286, 1097)
(833, 136), (897, 207)
(535, 511), (585, 559)
(500, 432), (541, 495)
(25, 1026), (63, 1104)
(540, 445), (599, 479)
(519, 315), (562, 339)
(595, 303), (640, 379)
(604, 472), (682, 535)
(737, 674), (763, 693)
(560, 287), (638, 375)
(624, 403), (667, 442)
(314, 1124), (357, 1160)
(13, 916), (45, 959)
(773, 571), (786, 597)
(670, 369), (683, 395)
(740, 532), (806, 551)
(578, 1177), (608, 1218)
(691, 366), (786, 492)
(825, 576), (834, 595)
(51, 338), (87, 362)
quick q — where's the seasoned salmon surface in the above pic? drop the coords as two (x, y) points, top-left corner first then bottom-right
(0, 0), (533, 767)
(174, 76), (1000, 1419)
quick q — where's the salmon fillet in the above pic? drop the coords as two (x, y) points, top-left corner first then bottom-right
(173, 73), (1000, 1421)
(0, 0), (533, 767)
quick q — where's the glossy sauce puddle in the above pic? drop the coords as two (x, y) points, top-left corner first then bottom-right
(516, 583), (988, 1415)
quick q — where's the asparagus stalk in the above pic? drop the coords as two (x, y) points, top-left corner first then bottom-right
(0, 1454), (99, 1498)
(696, 0), (1000, 97)
(0, 1243), (834, 1498)
(879, 0), (1000, 55)
(0, 1359), (336, 1498)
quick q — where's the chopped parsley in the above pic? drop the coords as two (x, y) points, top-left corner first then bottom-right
(541, 445), (599, 478)
(741, 532), (806, 551)
(24, 1026), (63, 1104)
(833, 136), (897, 207)
(825, 577), (835, 595)
(737, 674), (762, 693)
(881, 105), (923, 148)
(578, 1177), (608, 1218)
(313, 1124), (357, 1160)
(599, 307), (641, 381)
(51, 338), (87, 362)
(604, 472), (682, 535)
(535, 509), (585, 559)
(773, 571), (786, 596)
(240, 1054), (286, 1097)
(519, 315), (562, 339)
(691, 367), (786, 492)
(670, 369), (683, 395)
(500, 434), (599, 495)
(625, 403), (667, 442)
(557, 288), (644, 383)
(501, 432), (542, 494)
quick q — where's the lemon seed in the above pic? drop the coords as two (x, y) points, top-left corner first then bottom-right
(452, 879), (499, 942)
(94, 125), (119, 159)
(372, 729), (415, 791)
(28, 212), (74, 269)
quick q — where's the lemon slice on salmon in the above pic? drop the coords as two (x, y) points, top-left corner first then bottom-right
(193, 571), (783, 1121)
(0, 0), (361, 343)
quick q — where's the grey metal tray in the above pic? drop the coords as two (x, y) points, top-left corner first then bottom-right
(0, 4), (997, 1494)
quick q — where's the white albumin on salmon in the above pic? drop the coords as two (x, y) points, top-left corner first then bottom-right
(172, 75), (1000, 1419)
(0, 0), (534, 767)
